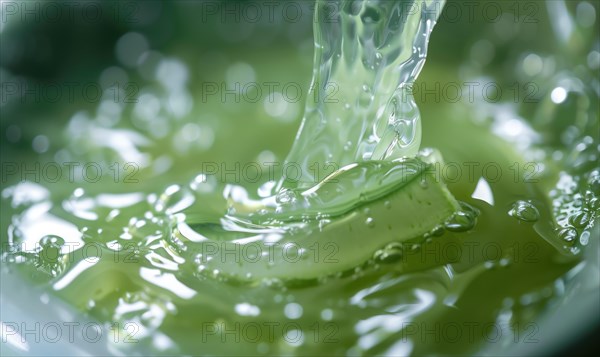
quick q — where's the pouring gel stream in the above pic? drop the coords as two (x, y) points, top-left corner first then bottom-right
(179, 0), (460, 282)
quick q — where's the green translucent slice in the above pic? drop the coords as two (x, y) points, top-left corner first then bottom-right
(184, 155), (461, 282)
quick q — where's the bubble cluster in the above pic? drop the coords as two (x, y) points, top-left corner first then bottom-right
(549, 170), (599, 252)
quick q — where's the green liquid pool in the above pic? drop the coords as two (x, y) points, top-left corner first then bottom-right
(1, 0), (599, 355)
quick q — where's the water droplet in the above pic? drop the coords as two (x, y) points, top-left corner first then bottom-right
(588, 197), (599, 210)
(235, 303), (261, 317)
(580, 230), (591, 245)
(499, 258), (511, 267)
(508, 200), (540, 222)
(32, 135), (50, 153)
(358, 90), (374, 106)
(40, 235), (65, 248)
(445, 211), (476, 232)
(73, 187), (85, 198)
(284, 303), (303, 319)
(190, 174), (217, 194)
(588, 172), (600, 192)
(321, 308), (334, 321)
(460, 202), (481, 216)
(558, 227), (578, 243)
(343, 140), (353, 151)
(568, 211), (590, 228)
(154, 185), (195, 214)
(276, 190), (296, 205)
(36, 235), (67, 277)
(365, 217), (375, 227)
(430, 225), (445, 237)
(361, 6), (380, 23)
(40, 293), (50, 304)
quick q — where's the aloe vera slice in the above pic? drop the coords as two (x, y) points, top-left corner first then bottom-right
(183, 155), (461, 282)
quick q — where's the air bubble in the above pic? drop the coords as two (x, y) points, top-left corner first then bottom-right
(373, 242), (403, 263)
